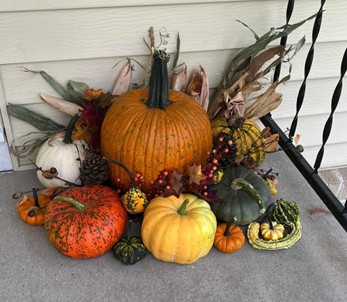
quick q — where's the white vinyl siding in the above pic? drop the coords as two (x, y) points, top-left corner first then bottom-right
(0, 0), (346, 170)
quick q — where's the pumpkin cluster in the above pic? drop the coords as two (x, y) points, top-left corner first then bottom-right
(11, 26), (306, 265)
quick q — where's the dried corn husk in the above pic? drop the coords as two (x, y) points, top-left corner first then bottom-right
(170, 63), (188, 92)
(186, 66), (209, 112)
(40, 94), (83, 116)
(112, 59), (132, 96)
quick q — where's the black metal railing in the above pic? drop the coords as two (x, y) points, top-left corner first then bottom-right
(261, 0), (347, 232)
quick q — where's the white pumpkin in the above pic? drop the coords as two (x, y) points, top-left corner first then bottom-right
(35, 131), (87, 188)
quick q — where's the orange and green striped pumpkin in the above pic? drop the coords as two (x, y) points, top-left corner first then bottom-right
(45, 185), (127, 259)
(211, 117), (265, 166)
(101, 50), (212, 192)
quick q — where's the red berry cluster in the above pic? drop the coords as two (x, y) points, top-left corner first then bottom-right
(208, 131), (237, 169)
(147, 169), (183, 200)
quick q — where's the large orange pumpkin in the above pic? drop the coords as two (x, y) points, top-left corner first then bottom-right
(45, 185), (127, 259)
(101, 50), (212, 192)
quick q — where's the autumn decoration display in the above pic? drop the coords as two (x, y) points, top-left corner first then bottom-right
(8, 17), (315, 262)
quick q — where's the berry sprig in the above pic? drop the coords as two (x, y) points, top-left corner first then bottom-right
(208, 131), (237, 169)
(113, 172), (145, 195)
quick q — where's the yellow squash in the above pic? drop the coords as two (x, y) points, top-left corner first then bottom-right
(141, 193), (217, 264)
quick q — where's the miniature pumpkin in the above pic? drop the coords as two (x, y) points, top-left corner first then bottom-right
(36, 115), (87, 188)
(214, 222), (245, 253)
(141, 193), (217, 264)
(45, 185), (127, 259)
(209, 166), (271, 225)
(16, 188), (51, 226)
(211, 117), (265, 166)
(113, 236), (147, 265)
(260, 221), (285, 241)
(101, 50), (212, 192)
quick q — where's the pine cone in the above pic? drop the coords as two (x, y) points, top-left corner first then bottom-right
(80, 152), (109, 185)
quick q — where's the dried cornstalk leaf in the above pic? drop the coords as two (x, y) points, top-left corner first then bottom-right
(40, 94), (83, 116)
(19, 67), (82, 105)
(264, 134), (279, 152)
(8, 103), (65, 132)
(112, 59), (132, 96)
(170, 63), (188, 92)
(244, 81), (283, 120)
(224, 91), (245, 122)
(172, 33), (181, 70)
(67, 80), (89, 100)
(186, 66), (209, 111)
(244, 45), (285, 83)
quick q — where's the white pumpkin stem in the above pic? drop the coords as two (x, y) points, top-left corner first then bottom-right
(63, 114), (80, 144)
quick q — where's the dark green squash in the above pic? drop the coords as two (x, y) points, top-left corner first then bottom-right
(209, 166), (271, 225)
(113, 235), (147, 265)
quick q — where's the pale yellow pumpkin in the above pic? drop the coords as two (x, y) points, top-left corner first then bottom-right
(141, 193), (217, 264)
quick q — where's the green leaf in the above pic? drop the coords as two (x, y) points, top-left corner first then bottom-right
(227, 13), (317, 84)
(10, 133), (53, 158)
(8, 103), (65, 132)
(172, 33), (181, 70)
(67, 80), (89, 103)
(236, 20), (259, 40)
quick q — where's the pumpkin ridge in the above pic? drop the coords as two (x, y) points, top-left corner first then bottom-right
(144, 110), (161, 185)
(169, 106), (201, 167)
(116, 109), (148, 185)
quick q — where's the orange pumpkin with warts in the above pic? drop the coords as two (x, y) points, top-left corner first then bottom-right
(100, 50), (212, 192)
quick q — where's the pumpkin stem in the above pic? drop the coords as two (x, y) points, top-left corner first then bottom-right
(223, 221), (234, 237)
(63, 113), (80, 144)
(54, 196), (87, 211)
(266, 203), (275, 230)
(103, 157), (136, 186)
(32, 188), (40, 208)
(230, 178), (266, 215)
(144, 49), (173, 110)
(177, 199), (190, 216)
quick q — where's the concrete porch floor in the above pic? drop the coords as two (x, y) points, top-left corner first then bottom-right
(1, 151), (346, 302)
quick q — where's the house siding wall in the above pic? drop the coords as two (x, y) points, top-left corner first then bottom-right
(0, 0), (346, 170)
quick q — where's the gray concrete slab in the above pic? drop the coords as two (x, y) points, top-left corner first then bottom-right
(1, 152), (346, 302)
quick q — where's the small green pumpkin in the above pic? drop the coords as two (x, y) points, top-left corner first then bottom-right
(113, 236), (147, 265)
(209, 166), (271, 225)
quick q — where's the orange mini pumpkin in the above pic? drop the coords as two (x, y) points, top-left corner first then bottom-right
(214, 222), (245, 253)
(16, 188), (51, 226)
(101, 50), (212, 192)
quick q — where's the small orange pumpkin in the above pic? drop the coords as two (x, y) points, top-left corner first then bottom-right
(16, 188), (51, 226)
(214, 222), (245, 253)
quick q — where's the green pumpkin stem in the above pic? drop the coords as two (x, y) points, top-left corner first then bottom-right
(177, 199), (190, 216)
(266, 203), (275, 230)
(230, 178), (266, 214)
(144, 50), (173, 110)
(104, 157), (136, 186)
(63, 113), (80, 144)
(223, 221), (234, 237)
(54, 196), (87, 211)
(32, 188), (40, 208)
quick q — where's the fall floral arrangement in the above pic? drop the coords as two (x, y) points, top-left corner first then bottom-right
(9, 18), (313, 263)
